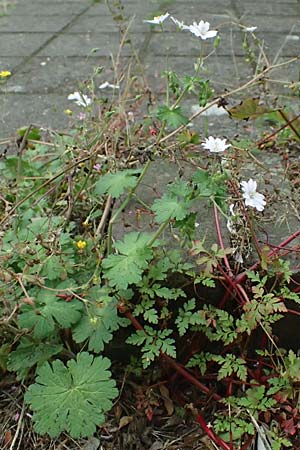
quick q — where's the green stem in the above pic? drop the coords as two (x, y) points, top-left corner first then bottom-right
(106, 158), (152, 254)
(156, 120), (166, 143)
(172, 43), (203, 110)
(147, 219), (170, 247)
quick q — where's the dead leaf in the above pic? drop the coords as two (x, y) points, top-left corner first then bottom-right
(228, 98), (267, 120)
(159, 384), (174, 416)
(81, 437), (100, 450)
(149, 441), (164, 450)
(4, 430), (12, 445)
(21, 297), (35, 306)
(114, 404), (123, 420)
(118, 415), (133, 430)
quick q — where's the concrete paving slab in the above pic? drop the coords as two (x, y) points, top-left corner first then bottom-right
(0, 57), (23, 73)
(0, 93), (71, 137)
(0, 32), (54, 57)
(0, 56), (127, 94)
(37, 32), (143, 57)
(239, 16), (300, 33)
(8, 1), (89, 16)
(0, 0), (300, 141)
(123, 3), (234, 22)
(0, 14), (78, 32)
(147, 30), (300, 58)
(234, 1), (300, 16)
(128, 14), (231, 33)
(111, 155), (300, 256)
(67, 15), (127, 33)
(142, 55), (253, 94)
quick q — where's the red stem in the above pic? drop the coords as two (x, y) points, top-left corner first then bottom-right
(235, 228), (300, 286)
(217, 264), (246, 306)
(163, 354), (221, 401)
(287, 308), (300, 316)
(196, 412), (232, 450)
(123, 310), (222, 402)
(240, 435), (255, 450)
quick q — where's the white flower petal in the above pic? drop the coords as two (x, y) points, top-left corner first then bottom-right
(234, 252), (244, 264)
(241, 179), (266, 212)
(99, 81), (120, 89)
(187, 20), (218, 40)
(245, 26), (257, 32)
(68, 92), (91, 107)
(144, 12), (170, 25)
(202, 136), (231, 153)
(202, 30), (218, 39)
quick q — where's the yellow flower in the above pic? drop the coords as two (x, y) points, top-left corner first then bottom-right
(76, 240), (87, 250)
(82, 219), (90, 228)
(64, 109), (73, 115)
(0, 70), (11, 78)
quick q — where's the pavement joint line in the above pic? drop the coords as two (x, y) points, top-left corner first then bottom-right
(6, 2), (95, 78)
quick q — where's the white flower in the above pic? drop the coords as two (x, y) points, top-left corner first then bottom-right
(143, 12), (170, 25)
(68, 92), (91, 108)
(244, 26), (257, 32)
(187, 20), (218, 40)
(202, 136), (231, 153)
(171, 16), (189, 30)
(234, 252), (244, 264)
(241, 179), (266, 212)
(99, 81), (120, 89)
(227, 204), (236, 233)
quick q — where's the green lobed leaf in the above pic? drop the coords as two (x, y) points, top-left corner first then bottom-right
(152, 194), (191, 223)
(7, 338), (63, 380)
(19, 287), (83, 339)
(156, 105), (189, 128)
(102, 232), (154, 289)
(94, 168), (141, 198)
(73, 289), (127, 352)
(18, 126), (41, 141)
(25, 352), (118, 438)
(41, 255), (69, 281)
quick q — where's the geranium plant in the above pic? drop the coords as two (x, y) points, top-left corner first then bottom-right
(0, 10), (300, 450)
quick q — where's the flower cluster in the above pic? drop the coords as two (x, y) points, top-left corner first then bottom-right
(144, 13), (218, 40)
(202, 137), (265, 212)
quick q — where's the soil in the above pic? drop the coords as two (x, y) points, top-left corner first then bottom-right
(0, 371), (215, 450)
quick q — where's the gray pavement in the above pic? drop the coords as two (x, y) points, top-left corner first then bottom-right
(0, 0), (300, 138)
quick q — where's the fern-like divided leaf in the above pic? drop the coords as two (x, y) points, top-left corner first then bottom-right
(25, 352), (118, 438)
